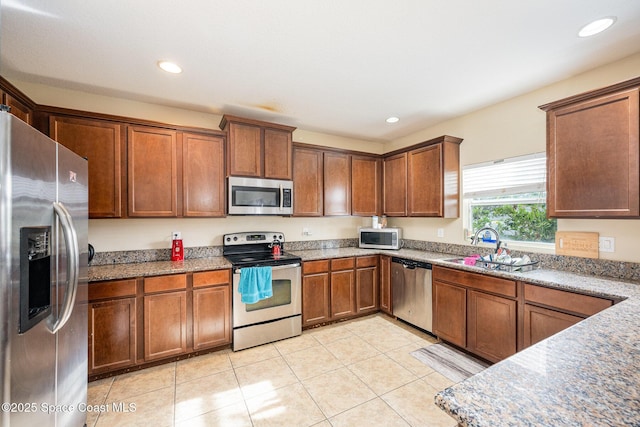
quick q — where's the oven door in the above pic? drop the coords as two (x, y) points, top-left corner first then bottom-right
(232, 263), (301, 327)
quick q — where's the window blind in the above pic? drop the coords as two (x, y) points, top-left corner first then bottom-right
(463, 152), (546, 198)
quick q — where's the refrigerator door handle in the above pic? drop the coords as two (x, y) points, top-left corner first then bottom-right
(49, 202), (79, 334)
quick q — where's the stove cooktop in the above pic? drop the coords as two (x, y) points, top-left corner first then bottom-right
(224, 251), (301, 268)
(222, 231), (301, 268)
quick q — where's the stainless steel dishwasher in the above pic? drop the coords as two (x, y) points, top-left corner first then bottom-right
(391, 257), (433, 332)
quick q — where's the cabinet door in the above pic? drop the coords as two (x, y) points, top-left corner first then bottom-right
(467, 290), (517, 363)
(407, 144), (442, 216)
(302, 272), (331, 326)
(50, 116), (124, 218)
(523, 304), (582, 348)
(293, 147), (324, 216)
(228, 122), (262, 177)
(128, 126), (179, 217)
(193, 285), (231, 350)
(183, 132), (225, 217)
(88, 298), (136, 374)
(4, 93), (32, 125)
(330, 269), (356, 319)
(432, 280), (466, 347)
(352, 156), (381, 216)
(144, 291), (187, 361)
(264, 128), (293, 180)
(324, 152), (351, 216)
(356, 265), (378, 314)
(548, 88), (640, 217)
(383, 153), (407, 216)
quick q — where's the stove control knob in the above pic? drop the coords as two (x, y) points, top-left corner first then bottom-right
(279, 234), (283, 240)
(233, 236), (238, 241)
(226, 237), (230, 242)
(273, 235), (277, 240)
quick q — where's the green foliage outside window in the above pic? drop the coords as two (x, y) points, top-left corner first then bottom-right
(471, 203), (557, 243)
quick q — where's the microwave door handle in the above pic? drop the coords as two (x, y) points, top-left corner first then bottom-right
(279, 184), (284, 211)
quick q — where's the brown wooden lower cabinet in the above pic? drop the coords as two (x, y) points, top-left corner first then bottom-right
(432, 280), (467, 348)
(330, 258), (356, 319)
(144, 291), (188, 361)
(193, 285), (231, 350)
(521, 282), (613, 349)
(88, 279), (137, 376)
(356, 256), (378, 314)
(467, 290), (516, 362)
(89, 269), (232, 378)
(523, 304), (582, 347)
(302, 256), (379, 327)
(302, 273), (331, 326)
(88, 297), (137, 375)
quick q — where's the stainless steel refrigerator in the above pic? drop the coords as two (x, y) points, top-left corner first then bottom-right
(0, 110), (88, 426)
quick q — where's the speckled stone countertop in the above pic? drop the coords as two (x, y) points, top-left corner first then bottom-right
(88, 257), (232, 281)
(88, 247), (640, 425)
(426, 264), (640, 426)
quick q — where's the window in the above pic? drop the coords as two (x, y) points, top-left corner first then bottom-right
(463, 153), (557, 244)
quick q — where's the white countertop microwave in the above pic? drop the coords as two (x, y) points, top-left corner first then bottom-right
(228, 176), (293, 215)
(359, 227), (402, 250)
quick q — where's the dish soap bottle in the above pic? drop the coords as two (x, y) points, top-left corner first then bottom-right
(171, 232), (184, 261)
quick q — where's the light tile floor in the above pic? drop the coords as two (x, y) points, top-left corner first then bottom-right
(87, 314), (458, 427)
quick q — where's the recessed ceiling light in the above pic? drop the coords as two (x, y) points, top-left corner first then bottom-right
(157, 60), (182, 74)
(578, 17), (616, 37)
(386, 116), (399, 124)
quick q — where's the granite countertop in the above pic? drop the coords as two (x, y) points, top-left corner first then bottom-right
(88, 247), (640, 425)
(88, 257), (232, 281)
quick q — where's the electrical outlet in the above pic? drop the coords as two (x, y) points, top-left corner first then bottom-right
(599, 236), (615, 253)
(437, 228), (444, 238)
(302, 227), (312, 236)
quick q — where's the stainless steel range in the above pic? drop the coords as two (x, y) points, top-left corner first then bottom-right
(223, 231), (302, 351)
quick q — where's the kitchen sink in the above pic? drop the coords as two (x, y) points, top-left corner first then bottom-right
(441, 256), (539, 272)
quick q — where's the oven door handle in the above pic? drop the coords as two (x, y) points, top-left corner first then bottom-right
(234, 263), (301, 274)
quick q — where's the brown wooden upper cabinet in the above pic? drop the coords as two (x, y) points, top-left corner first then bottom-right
(383, 135), (462, 218)
(352, 155), (381, 216)
(324, 152), (351, 216)
(50, 116), (125, 218)
(0, 77), (35, 126)
(540, 77), (640, 218)
(293, 146), (324, 216)
(219, 115), (296, 180)
(128, 126), (180, 217)
(293, 144), (380, 217)
(182, 132), (226, 217)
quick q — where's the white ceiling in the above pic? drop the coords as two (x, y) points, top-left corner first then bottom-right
(2, 0), (640, 142)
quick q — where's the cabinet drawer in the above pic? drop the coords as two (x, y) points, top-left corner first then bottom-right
(356, 255), (378, 268)
(144, 274), (187, 293)
(89, 279), (137, 301)
(193, 269), (230, 288)
(433, 266), (516, 298)
(303, 260), (330, 275)
(331, 257), (355, 271)
(524, 284), (612, 317)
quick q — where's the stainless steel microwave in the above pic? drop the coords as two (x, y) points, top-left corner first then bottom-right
(359, 227), (402, 250)
(228, 176), (293, 215)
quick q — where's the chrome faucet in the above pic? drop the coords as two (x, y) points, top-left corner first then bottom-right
(471, 226), (501, 252)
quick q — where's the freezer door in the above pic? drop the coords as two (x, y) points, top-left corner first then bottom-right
(55, 143), (88, 427)
(6, 113), (57, 426)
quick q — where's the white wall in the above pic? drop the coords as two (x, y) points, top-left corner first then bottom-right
(387, 52), (640, 262)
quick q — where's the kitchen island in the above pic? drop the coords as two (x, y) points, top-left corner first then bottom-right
(88, 247), (640, 426)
